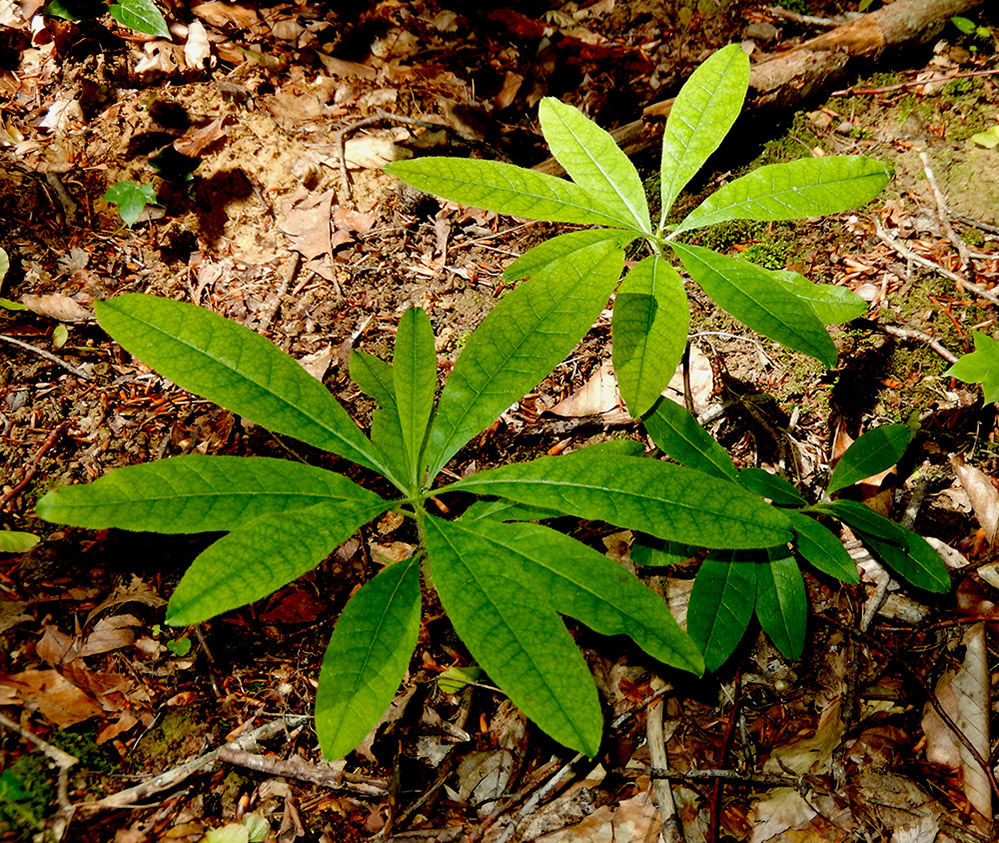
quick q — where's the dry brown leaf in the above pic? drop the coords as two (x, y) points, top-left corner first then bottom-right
(369, 542), (416, 564)
(21, 292), (93, 322)
(922, 622), (992, 820)
(134, 41), (184, 77)
(748, 787), (817, 843)
(764, 697), (843, 776)
(663, 343), (713, 414)
(549, 361), (624, 419)
(331, 207), (377, 248)
(317, 54), (377, 79)
(0, 669), (102, 726)
(278, 188), (333, 260)
(457, 750), (514, 816)
(343, 129), (412, 169)
(532, 787), (661, 843)
(78, 614), (141, 659)
(950, 454), (999, 544)
(173, 116), (226, 157)
(191, 1), (259, 29)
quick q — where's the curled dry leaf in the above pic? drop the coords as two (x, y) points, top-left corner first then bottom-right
(173, 116), (227, 157)
(21, 293), (93, 322)
(548, 360), (627, 420)
(950, 454), (999, 544)
(183, 19), (214, 70)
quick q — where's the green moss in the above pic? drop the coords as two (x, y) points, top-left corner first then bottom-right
(0, 754), (54, 839)
(741, 242), (787, 270)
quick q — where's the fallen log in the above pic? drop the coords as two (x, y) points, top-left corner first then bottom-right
(535, 0), (985, 174)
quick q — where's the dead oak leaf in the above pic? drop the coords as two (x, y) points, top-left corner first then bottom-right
(278, 188), (333, 260)
(0, 669), (102, 727)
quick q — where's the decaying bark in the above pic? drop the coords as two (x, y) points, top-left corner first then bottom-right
(536, 0), (985, 174)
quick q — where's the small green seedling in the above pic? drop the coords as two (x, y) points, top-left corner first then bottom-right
(102, 181), (157, 228)
(38, 45), (929, 760)
(945, 330), (999, 402)
(44, 0), (169, 38)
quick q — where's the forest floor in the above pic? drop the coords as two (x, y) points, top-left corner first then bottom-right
(3, 1), (999, 841)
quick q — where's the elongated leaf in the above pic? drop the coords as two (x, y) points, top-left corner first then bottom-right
(855, 529), (950, 594)
(504, 229), (635, 281)
(677, 156), (891, 233)
(385, 158), (628, 227)
(540, 97), (651, 233)
(644, 396), (739, 482)
(393, 308), (436, 485)
(316, 556), (421, 760)
(688, 552), (757, 671)
(459, 519), (703, 673)
(815, 500), (949, 592)
(97, 295), (386, 475)
(786, 511), (858, 583)
(349, 352), (409, 485)
(423, 515), (603, 755)
(739, 468), (806, 506)
(426, 240), (624, 478)
(671, 243), (836, 367)
(36, 455), (387, 533)
(0, 531), (39, 553)
(827, 424), (913, 494)
(613, 257), (689, 417)
(771, 270), (867, 324)
(166, 500), (390, 625)
(660, 43), (749, 221)
(446, 452), (792, 549)
(755, 550), (806, 660)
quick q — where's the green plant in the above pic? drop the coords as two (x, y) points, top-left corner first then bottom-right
(44, 0), (169, 38)
(945, 330), (999, 402)
(0, 754), (54, 838)
(36, 45), (939, 761)
(102, 181), (157, 228)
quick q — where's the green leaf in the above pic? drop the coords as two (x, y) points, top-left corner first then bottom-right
(613, 257), (689, 417)
(754, 550), (806, 661)
(539, 97), (652, 233)
(951, 15), (976, 34)
(630, 534), (697, 567)
(770, 270), (867, 324)
(385, 158), (629, 228)
(0, 248), (8, 283)
(460, 498), (564, 523)
(688, 552), (757, 671)
(676, 155), (891, 233)
(316, 556), (421, 759)
(37, 455), (387, 533)
(102, 181), (157, 227)
(96, 295), (389, 477)
(43, 0), (107, 21)
(349, 351), (409, 483)
(166, 500), (389, 625)
(393, 308), (436, 485)
(671, 243), (837, 367)
(826, 424), (913, 494)
(660, 43), (749, 222)
(643, 396), (739, 482)
(437, 665), (485, 694)
(423, 515), (603, 756)
(504, 229), (635, 281)
(739, 468), (806, 506)
(786, 511), (858, 583)
(108, 0), (170, 37)
(0, 298), (27, 311)
(446, 452), (793, 549)
(815, 500), (949, 592)
(459, 519), (703, 673)
(945, 331), (999, 403)
(426, 240), (624, 478)
(0, 531), (39, 553)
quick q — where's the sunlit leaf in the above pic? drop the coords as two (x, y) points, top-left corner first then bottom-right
(827, 424), (913, 494)
(644, 396), (739, 482)
(688, 552), (757, 671)
(755, 550), (806, 661)
(504, 229), (635, 280)
(540, 97), (652, 233)
(316, 556), (421, 759)
(739, 468), (806, 506)
(393, 308), (436, 486)
(945, 331), (999, 403)
(109, 0), (170, 38)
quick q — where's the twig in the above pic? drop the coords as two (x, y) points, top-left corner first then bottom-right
(955, 214), (999, 236)
(256, 252), (299, 333)
(0, 421), (69, 511)
(873, 217), (999, 307)
(643, 767), (802, 789)
(0, 333), (92, 379)
(79, 714), (310, 810)
(493, 753), (585, 843)
(708, 674), (744, 843)
(875, 323), (959, 364)
(832, 68), (999, 96)
(767, 5), (856, 27)
(217, 746), (386, 795)
(920, 151), (971, 268)
(647, 693), (684, 843)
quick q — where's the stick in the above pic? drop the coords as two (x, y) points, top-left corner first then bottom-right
(0, 333), (92, 380)
(920, 151), (971, 268)
(647, 694), (684, 843)
(833, 67), (999, 96)
(875, 323), (959, 365)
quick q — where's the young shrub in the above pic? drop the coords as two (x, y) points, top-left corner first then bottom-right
(38, 44), (926, 759)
